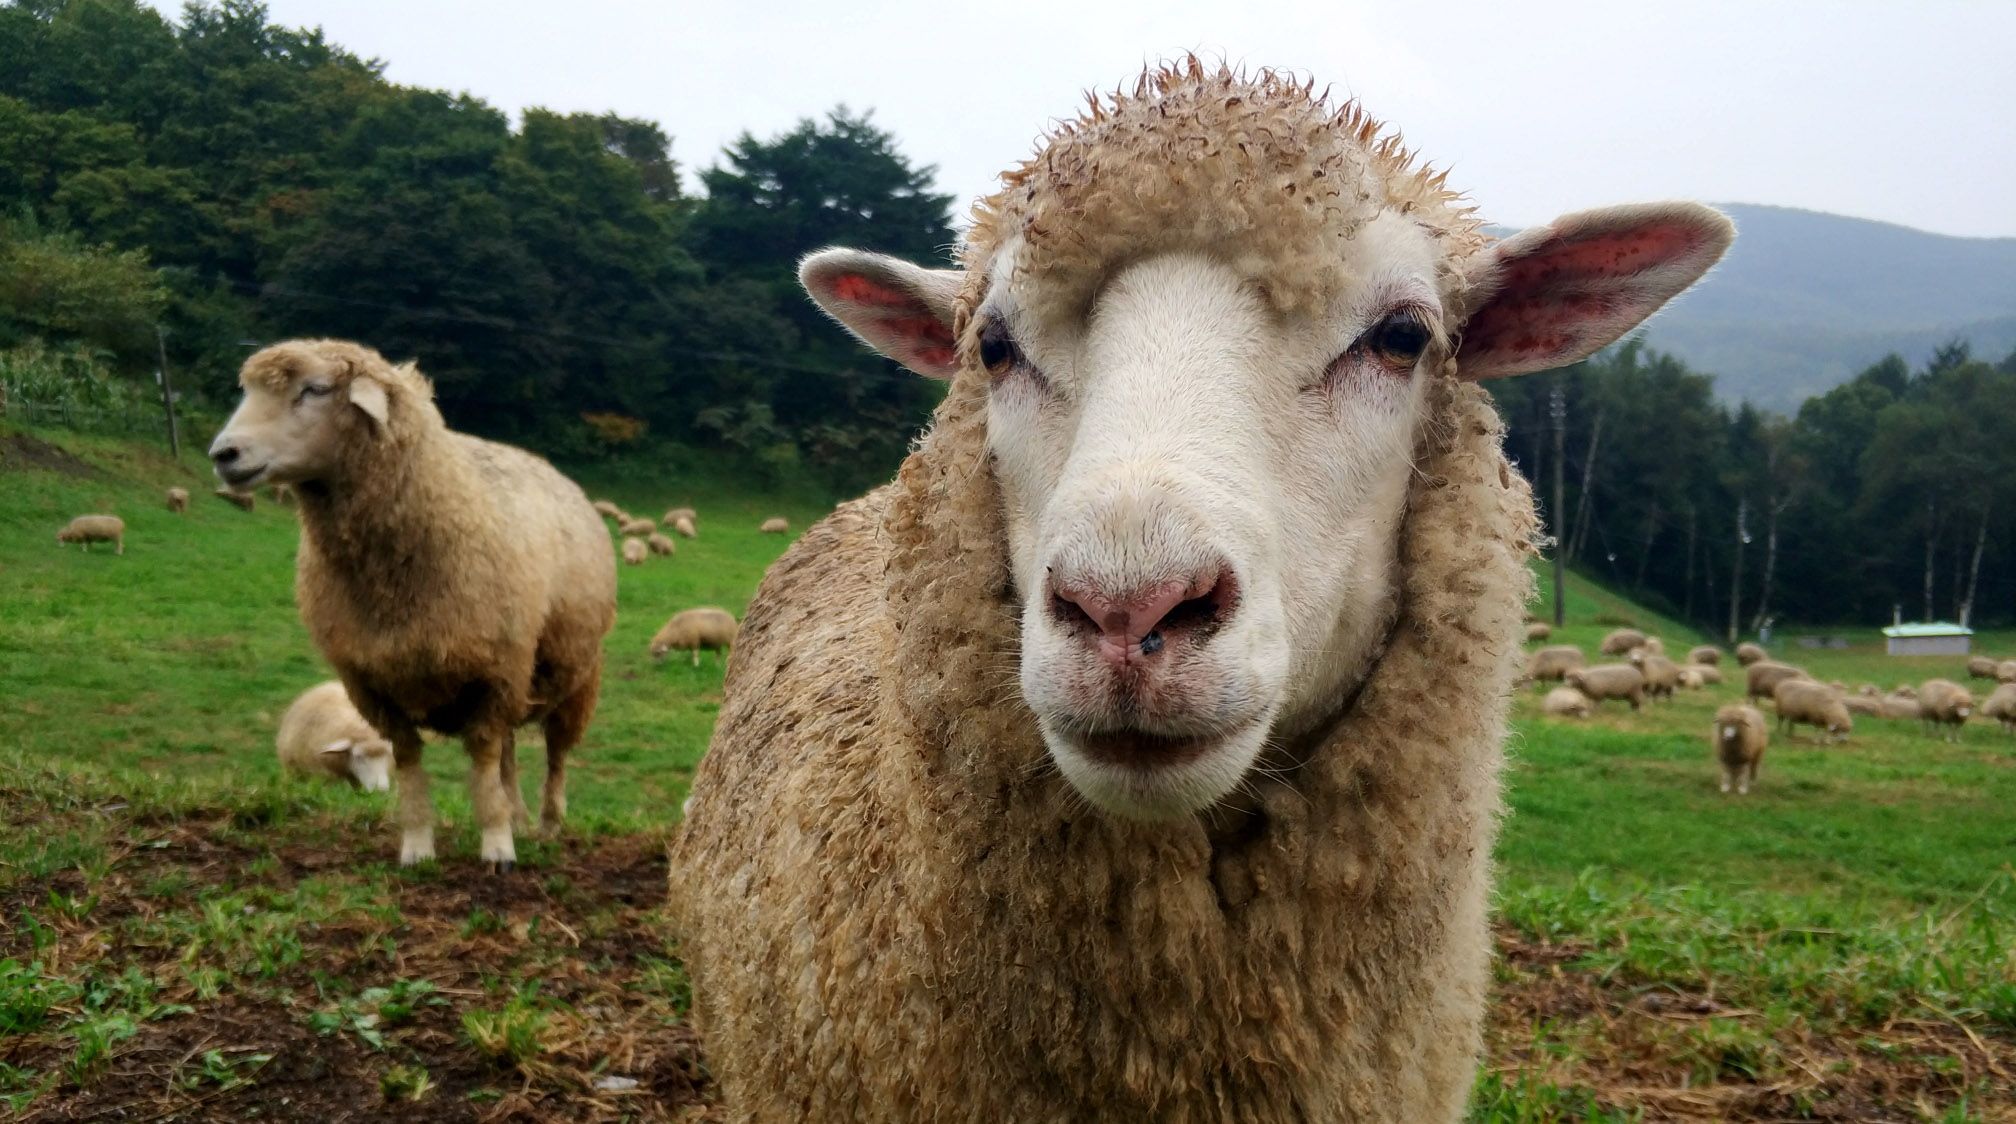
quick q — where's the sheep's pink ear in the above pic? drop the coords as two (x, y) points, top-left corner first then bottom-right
(347, 377), (389, 426)
(1455, 203), (1733, 380)
(319, 739), (354, 756)
(800, 248), (962, 380)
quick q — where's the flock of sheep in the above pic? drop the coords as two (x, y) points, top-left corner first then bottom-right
(1524, 622), (2016, 795)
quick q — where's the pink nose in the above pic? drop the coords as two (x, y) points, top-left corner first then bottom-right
(1050, 566), (1236, 667)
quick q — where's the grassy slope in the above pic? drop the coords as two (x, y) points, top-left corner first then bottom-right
(2, 423), (2013, 1121)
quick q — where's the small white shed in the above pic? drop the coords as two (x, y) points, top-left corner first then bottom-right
(1881, 622), (1972, 657)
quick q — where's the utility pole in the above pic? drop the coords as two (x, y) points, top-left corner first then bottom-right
(155, 324), (180, 459)
(1549, 383), (1566, 627)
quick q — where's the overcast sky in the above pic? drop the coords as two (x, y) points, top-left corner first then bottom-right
(172, 0), (2015, 239)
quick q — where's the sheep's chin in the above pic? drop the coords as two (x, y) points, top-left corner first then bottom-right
(1040, 717), (1272, 821)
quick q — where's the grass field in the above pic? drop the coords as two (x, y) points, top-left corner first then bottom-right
(3, 422), (2014, 1121)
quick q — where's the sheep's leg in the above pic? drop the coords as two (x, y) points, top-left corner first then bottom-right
(465, 725), (516, 873)
(539, 668), (600, 834)
(392, 730), (434, 866)
(498, 730), (532, 832)
(1719, 767), (1732, 794)
(691, 646), (700, 669)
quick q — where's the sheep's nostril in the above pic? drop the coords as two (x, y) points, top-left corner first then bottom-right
(212, 444), (240, 466)
(1049, 564), (1237, 660)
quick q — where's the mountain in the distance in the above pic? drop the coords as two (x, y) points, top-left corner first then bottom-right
(1632, 204), (2016, 410)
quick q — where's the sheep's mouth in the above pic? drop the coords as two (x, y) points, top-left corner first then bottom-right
(1077, 727), (1217, 769)
(218, 463), (268, 489)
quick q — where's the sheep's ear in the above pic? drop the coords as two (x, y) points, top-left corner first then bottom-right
(800, 248), (962, 380)
(319, 739), (354, 756)
(1455, 203), (1733, 380)
(347, 377), (390, 427)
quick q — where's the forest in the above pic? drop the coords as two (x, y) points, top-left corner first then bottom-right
(3, 0), (2014, 629)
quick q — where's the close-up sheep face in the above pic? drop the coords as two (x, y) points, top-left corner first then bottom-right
(805, 67), (1730, 821)
(208, 340), (397, 494)
(329, 736), (394, 792)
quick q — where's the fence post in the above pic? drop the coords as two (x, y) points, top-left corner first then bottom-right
(156, 325), (181, 458)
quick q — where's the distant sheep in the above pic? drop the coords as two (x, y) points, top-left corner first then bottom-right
(619, 516), (657, 537)
(1629, 651), (1681, 700)
(1966, 656), (1999, 681)
(276, 681), (393, 791)
(623, 537), (649, 565)
(1917, 679), (1975, 742)
(1856, 683), (1881, 697)
(55, 514), (124, 555)
(1773, 679), (1851, 744)
(648, 532), (677, 556)
(1676, 666), (1706, 690)
(214, 487), (255, 512)
(672, 514), (697, 539)
(592, 500), (624, 520)
(1686, 645), (1721, 666)
(1999, 660), (2016, 684)
(1599, 628), (1646, 656)
(166, 486), (189, 514)
(1710, 704), (1768, 794)
(1565, 664), (1646, 710)
(1541, 686), (1592, 719)
(1982, 683), (2016, 734)
(759, 516), (789, 534)
(1879, 692), (1922, 720)
(1689, 664), (1725, 686)
(650, 606), (739, 666)
(1525, 645), (1586, 683)
(1735, 642), (1767, 666)
(1745, 660), (1810, 702)
(1892, 684), (1918, 698)
(1841, 693), (1882, 719)
(1525, 622), (1551, 642)
(664, 506), (697, 525)
(1635, 637), (1666, 657)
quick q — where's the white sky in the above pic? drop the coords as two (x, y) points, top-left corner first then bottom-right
(166, 0), (2016, 239)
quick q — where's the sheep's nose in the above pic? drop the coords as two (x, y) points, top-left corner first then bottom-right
(209, 436), (240, 466)
(1050, 565), (1237, 668)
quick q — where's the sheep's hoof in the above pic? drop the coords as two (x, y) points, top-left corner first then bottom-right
(488, 859), (516, 876)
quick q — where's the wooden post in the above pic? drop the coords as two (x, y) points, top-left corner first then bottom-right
(155, 324), (180, 458)
(1549, 383), (1566, 627)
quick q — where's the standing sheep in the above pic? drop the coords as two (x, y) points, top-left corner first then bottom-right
(1917, 679), (1975, 742)
(1710, 704), (1768, 795)
(622, 537), (649, 566)
(1524, 644), (1585, 683)
(1676, 665), (1706, 691)
(276, 681), (394, 790)
(1772, 679), (1852, 744)
(1981, 683), (2016, 734)
(1686, 645), (1722, 666)
(618, 516), (656, 536)
(55, 514), (124, 554)
(165, 486), (189, 513)
(672, 514), (697, 539)
(663, 506), (697, 526)
(1735, 641), (1768, 666)
(1999, 660), (2016, 684)
(1541, 686), (1593, 719)
(208, 339), (617, 871)
(1966, 655), (1999, 681)
(1629, 651), (1681, 701)
(1841, 692), (1883, 719)
(1879, 692), (1922, 720)
(1566, 664), (1649, 710)
(1599, 628), (1647, 656)
(758, 516), (789, 534)
(1525, 621), (1551, 642)
(1745, 660), (1810, 702)
(669, 62), (1730, 1123)
(647, 531), (676, 556)
(592, 500), (624, 520)
(649, 606), (739, 666)
(1689, 663), (1725, 686)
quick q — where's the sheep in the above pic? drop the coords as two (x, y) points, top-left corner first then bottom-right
(1524, 644), (1585, 684)
(758, 516), (789, 534)
(1856, 683), (1881, 697)
(592, 499), (624, 520)
(1541, 686), (1592, 719)
(1565, 664), (1647, 710)
(1917, 679), (1975, 742)
(54, 514), (124, 554)
(1841, 693), (1883, 719)
(647, 531), (677, 556)
(165, 486), (189, 514)
(1686, 645), (1721, 666)
(649, 606), (739, 667)
(622, 537), (649, 566)
(276, 681), (393, 791)
(1598, 627), (1646, 656)
(1982, 683), (2016, 734)
(1710, 704), (1768, 795)
(208, 339), (617, 872)
(1999, 660), (2016, 684)
(1636, 636), (1666, 657)
(1966, 655), (1999, 680)
(1879, 692), (1922, 720)
(1773, 679), (1852, 744)
(1745, 660), (1810, 702)
(1525, 621), (1551, 641)
(663, 506), (697, 525)
(1629, 650), (1680, 701)
(668, 61), (1730, 1122)
(1892, 683), (1918, 698)
(672, 514), (697, 539)
(214, 487), (255, 512)
(618, 516), (656, 537)
(1676, 665), (1706, 690)
(1689, 663), (1725, 686)
(1735, 641), (1768, 666)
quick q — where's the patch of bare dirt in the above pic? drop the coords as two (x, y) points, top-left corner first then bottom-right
(0, 432), (99, 478)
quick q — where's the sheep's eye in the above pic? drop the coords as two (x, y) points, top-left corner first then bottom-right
(1364, 310), (1431, 367)
(298, 383), (333, 402)
(977, 319), (1022, 377)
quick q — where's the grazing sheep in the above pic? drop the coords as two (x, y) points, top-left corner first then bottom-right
(672, 514), (697, 539)
(1599, 628), (1647, 656)
(1566, 664), (1648, 711)
(1710, 704), (1768, 795)
(55, 514), (124, 554)
(758, 516), (789, 534)
(276, 681), (393, 791)
(647, 531), (676, 556)
(214, 487), (255, 512)
(1525, 621), (1551, 641)
(1745, 660), (1810, 702)
(1917, 679), (1975, 742)
(1893, 683), (1918, 698)
(1637, 637), (1666, 657)
(592, 500), (624, 520)
(663, 506), (697, 525)
(1773, 679), (1852, 744)
(1676, 665), (1706, 690)
(669, 62), (1730, 1122)
(1735, 642), (1767, 666)
(1982, 683), (2016, 734)
(1686, 645), (1721, 666)
(1630, 651), (1681, 701)
(1541, 686), (1592, 719)
(207, 339), (617, 872)
(1879, 692), (1922, 720)
(649, 606), (739, 667)
(165, 486), (189, 513)
(619, 516), (656, 536)
(622, 537), (649, 566)
(1689, 664), (1725, 686)
(1524, 644), (1586, 684)
(1999, 660), (2016, 684)
(1841, 693), (1883, 719)
(1857, 683), (1881, 697)
(1966, 655), (1999, 681)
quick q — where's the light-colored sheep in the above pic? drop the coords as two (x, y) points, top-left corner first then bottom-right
(758, 516), (789, 534)
(55, 514), (124, 554)
(1841, 693), (1883, 719)
(618, 516), (656, 537)
(670, 62), (1728, 1122)
(649, 606), (739, 666)
(1599, 627), (1646, 656)
(1745, 660), (1810, 702)
(663, 506), (697, 525)
(1636, 637), (1666, 657)
(1524, 644), (1585, 683)
(1676, 665), (1706, 690)
(214, 487), (255, 512)
(1879, 692), (1922, 720)
(1999, 660), (2016, 684)
(592, 499), (624, 520)
(1893, 683), (1918, 698)
(672, 514), (697, 539)
(622, 537), (649, 566)
(1917, 679), (1974, 742)
(1966, 655), (1999, 681)
(1981, 683), (2016, 734)
(276, 680), (393, 791)
(1773, 679), (1852, 744)
(1629, 651), (1680, 701)
(208, 339), (617, 871)
(1686, 645), (1721, 666)
(1541, 686), (1592, 719)
(1735, 641), (1767, 666)
(1689, 663), (1725, 687)
(1565, 664), (1647, 710)
(1856, 683), (1881, 697)
(166, 486), (189, 513)
(1525, 621), (1550, 642)
(1710, 704), (1768, 795)
(647, 531), (676, 556)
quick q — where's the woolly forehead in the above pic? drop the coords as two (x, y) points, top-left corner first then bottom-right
(961, 68), (1489, 326)
(238, 341), (427, 398)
